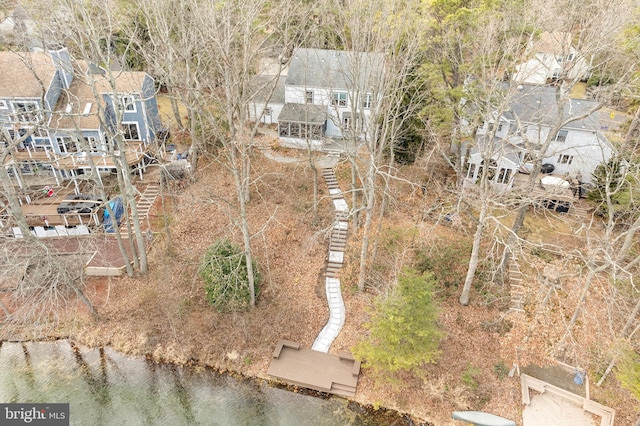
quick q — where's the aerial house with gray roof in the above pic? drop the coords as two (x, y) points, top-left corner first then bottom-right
(250, 48), (385, 151)
(462, 84), (615, 194)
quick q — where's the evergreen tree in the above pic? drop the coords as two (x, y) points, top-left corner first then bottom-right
(353, 269), (442, 378)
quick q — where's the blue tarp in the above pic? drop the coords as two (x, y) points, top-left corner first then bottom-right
(103, 197), (124, 233)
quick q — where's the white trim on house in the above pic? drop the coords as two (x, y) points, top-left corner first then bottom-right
(121, 95), (136, 113)
(122, 121), (140, 140)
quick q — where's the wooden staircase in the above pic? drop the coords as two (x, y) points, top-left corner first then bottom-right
(508, 254), (526, 313)
(119, 183), (160, 234)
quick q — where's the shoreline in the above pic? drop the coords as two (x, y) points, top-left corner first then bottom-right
(0, 336), (430, 425)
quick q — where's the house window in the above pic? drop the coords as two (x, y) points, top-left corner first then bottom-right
(342, 112), (361, 132)
(567, 53), (575, 61)
(342, 112), (351, 129)
(279, 121), (324, 139)
(558, 154), (573, 164)
(263, 107), (272, 117)
(84, 136), (99, 152)
(32, 127), (48, 138)
(0, 130), (9, 148)
(305, 90), (314, 104)
(121, 96), (136, 112)
(362, 93), (372, 109)
(0, 100), (7, 109)
(466, 163), (476, 179)
(331, 92), (347, 107)
(497, 168), (512, 184)
(477, 159), (497, 181)
(522, 152), (534, 164)
(12, 101), (40, 122)
(56, 136), (77, 153)
(122, 123), (140, 140)
(496, 124), (503, 132)
(554, 129), (568, 142)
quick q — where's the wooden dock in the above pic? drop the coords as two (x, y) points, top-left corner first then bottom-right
(267, 340), (360, 398)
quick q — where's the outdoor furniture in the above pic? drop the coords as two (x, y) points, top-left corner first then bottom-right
(34, 226), (47, 238)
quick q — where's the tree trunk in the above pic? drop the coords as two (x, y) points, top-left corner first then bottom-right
(159, 176), (173, 253)
(350, 157), (359, 228)
(230, 138), (256, 307)
(357, 157), (376, 292)
(91, 166), (135, 278)
(187, 108), (199, 175)
(170, 96), (184, 131)
(460, 202), (487, 306)
(0, 163), (33, 239)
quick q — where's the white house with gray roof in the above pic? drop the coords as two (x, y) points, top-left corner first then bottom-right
(512, 31), (591, 85)
(250, 48), (385, 150)
(463, 84), (615, 192)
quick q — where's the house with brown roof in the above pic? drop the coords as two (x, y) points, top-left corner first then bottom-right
(0, 48), (162, 187)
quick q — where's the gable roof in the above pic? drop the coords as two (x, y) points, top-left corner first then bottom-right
(506, 84), (601, 132)
(0, 51), (58, 98)
(50, 65), (147, 131)
(286, 48), (384, 92)
(249, 74), (286, 104)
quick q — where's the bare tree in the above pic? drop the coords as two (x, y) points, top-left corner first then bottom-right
(133, 0), (306, 306)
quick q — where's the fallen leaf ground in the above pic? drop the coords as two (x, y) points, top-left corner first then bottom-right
(3, 145), (637, 425)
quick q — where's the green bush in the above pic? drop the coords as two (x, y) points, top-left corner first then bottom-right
(415, 240), (471, 290)
(199, 239), (261, 312)
(353, 269), (442, 378)
(616, 346), (640, 403)
(462, 363), (482, 390)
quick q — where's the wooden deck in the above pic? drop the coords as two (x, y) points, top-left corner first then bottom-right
(267, 340), (360, 398)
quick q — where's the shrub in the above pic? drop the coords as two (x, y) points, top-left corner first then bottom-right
(199, 239), (261, 311)
(462, 363), (482, 390)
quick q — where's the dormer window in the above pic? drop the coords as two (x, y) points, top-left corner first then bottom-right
(554, 129), (568, 142)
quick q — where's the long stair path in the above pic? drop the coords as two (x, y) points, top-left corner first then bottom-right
(312, 168), (349, 353)
(119, 183), (160, 234)
(508, 253), (525, 313)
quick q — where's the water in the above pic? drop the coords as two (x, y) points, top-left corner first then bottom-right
(0, 341), (402, 426)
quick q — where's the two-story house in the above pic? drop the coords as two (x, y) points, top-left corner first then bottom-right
(0, 48), (161, 188)
(462, 84), (615, 192)
(250, 48), (385, 150)
(512, 31), (591, 85)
